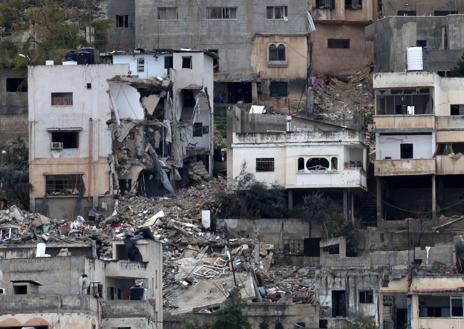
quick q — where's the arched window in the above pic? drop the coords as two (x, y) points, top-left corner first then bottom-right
(277, 44), (286, 61)
(331, 157), (338, 170)
(298, 157), (305, 171)
(268, 43), (287, 62)
(306, 158), (330, 170)
(269, 44), (278, 61)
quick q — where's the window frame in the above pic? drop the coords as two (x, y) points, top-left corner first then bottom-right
(164, 55), (173, 69)
(268, 43), (288, 67)
(193, 122), (203, 137)
(345, 0), (362, 10)
(266, 6), (288, 20)
(6, 77), (27, 92)
(51, 131), (80, 149)
(45, 174), (84, 196)
(315, 0), (335, 10)
(51, 92), (73, 106)
(359, 290), (374, 304)
(400, 143), (413, 159)
(256, 158), (275, 172)
(327, 39), (350, 49)
(269, 81), (288, 98)
(137, 57), (145, 73)
(207, 7), (238, 20)
(157, 7), (178, 20)
(182, 56), (192, 69)
(115, 15), (129, 28)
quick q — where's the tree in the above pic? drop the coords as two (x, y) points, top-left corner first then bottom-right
(274, 321), (284, 329)
(448, 53), (464, 77)
(259, 321), (269, 329)
(213, 288), (251, 329)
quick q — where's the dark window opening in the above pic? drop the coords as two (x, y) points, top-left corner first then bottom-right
(416, 40), (427, 48)
(451, 104), (464, 115)
(214, 82), (252, 104)
(266, 6), (288, 19)
(193, 122), (203, 137)
(6, 78), (27, 92)
(331, 157), (338, 170)
(397, 10), (416, 16)
(86, 83), (92, 89)
(51, 131), (79, 149)
(158, 7), (178, 20)
(116, 15), (129, 28)
(207, 49), (219, 72)
(332, 290), (347, 317)
(325, 244), (340, 254)
(119, 179), (132, 194)
(51, 92), (73, 106)
(328, 39), (350, 49)
(319, 320), (328, 329)
(452, 297), (463, 317)
(45, 174), (84, 195)
(284, 239), (304, 256)
(400, 144), (413, 159)
(137, 58), (144, 72)
(207, 7), (237, 19)
(376, 88), (431, 115)
(182, 90), (196, 108)
(256, 158), (274, 172)
(359, 290), (374, 304)
(269, 43), (286, 62)
(434, 10), (457, 16)
(304, 238), (321, 257)
(164, 56), (173, 69)
(306, 157), (330, 170)
(437, 143), (464, 155)
(316, 0), (335, 9)
(182, 56), (192, 69)
(345, 0), (362, 10)
(13, 285), (27, 295)
(298, 157), (305, 170)
(270, 81), (288, 97)
(419, 295), (452, 317)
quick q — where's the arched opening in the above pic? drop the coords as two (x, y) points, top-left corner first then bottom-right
(306, 158), (330, 170)
(298, 157), (305, 171)
(277, 44), (286, 61)
(269, 44), (278, 61)
(331, 157), (338, 170)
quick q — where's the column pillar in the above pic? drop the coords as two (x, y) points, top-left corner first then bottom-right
(343, 190), (348, 221)
(432, 175), (437, 219)
(376, 177), (383, 223)
(288, 189), (293, 211)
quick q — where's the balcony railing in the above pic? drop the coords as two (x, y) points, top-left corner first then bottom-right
(374, 159), (435, 176)
(287, 168), (367, 189)
(436, 155), (464, 175)
(374, 115), (435, 130)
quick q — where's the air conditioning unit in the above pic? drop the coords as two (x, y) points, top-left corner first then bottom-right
(50, 142), (63, 150)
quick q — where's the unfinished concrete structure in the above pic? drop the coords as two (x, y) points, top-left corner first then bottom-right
(379, 0), (464, 17)
(308, 0), (376, 76)
(374, 71), (464, 220)
(130, 0), (312, 112)
(367, 15), (464, 73)
(0, 239), (163, 329)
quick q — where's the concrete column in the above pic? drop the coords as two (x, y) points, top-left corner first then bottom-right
(350, 191), (355, 224)
(343, 190), (348, 221)
(251, 81), (258, 103)
(362, 147), (367, 171)
(288, 189), (293, 211)
(376, 177), (383, 223)
(432, 175), (437, 219)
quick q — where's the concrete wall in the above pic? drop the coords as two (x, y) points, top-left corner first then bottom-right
(377, 134), (434, 160)
(113, 53), (169, 79)
(102, 0), (135, 51)
(309, 0), (377, 22)
(380, 0), (464, 17)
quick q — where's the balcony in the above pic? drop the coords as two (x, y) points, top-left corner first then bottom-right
(101, 300), (155, 319)
(287, 169), (367, 189)
(374, 159), (435, 176)
(374, 115), (435, 131)
(233, 130), (364, 145)
(436, 116), (464, 143)
(0, 295), (97, 314)
(436, 155), (464, 175)
(104, 260), (148, 278)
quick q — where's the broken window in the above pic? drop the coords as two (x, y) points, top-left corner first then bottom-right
(182, 90), (196, 108)
(434, 10), (458, 16)
(359, 290), (374, 304)
(306, 158), (329, 170)
(51, 92), (73, 106)
(376, 88), (432, 115)
(268, 43), (287, 62)
(332, 291), (347, 317)
(207, 7), (237, 19)
(137, 57), (145, 72)
(298, 157), (305, 171)
(164, 56), (173, 69)
(6, 78), (26, 92)
(158, 7), (178, 20)
(316, 0), (335, 9)
(419, 295), (451, 317)
(416, 40), (427, 48)
(451, 104), (464, 115)
(193, 123), (203, 137)
(182, 56), (192, 69)
(51, 131), (79, 149)
(400, 144), (413, 159)
(256, 158), (274, 172)
(328, 39), (350, 49)
(269, 81), (288, 97)
(116, 15), (128, 28)
(45, 174), (84, 195)
(397, 10), (416, 16)
(266, 6), (288, 19)
(345, 0), (362, 10)
(284, 239), (304, 255)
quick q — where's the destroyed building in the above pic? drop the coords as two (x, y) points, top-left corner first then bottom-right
(0, 238), (163, 329)
(227, 108), (368, 220)
(374, 71), (464, 220)
(308, 0), (376, 76)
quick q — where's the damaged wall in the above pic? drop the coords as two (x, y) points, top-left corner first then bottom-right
(380, 0), (464, 17)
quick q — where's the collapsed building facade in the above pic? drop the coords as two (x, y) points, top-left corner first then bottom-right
(28, 50), (214, 219)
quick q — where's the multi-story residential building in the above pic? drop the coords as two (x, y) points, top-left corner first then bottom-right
(0, 239), (163, 329)
(227, 108), (368, 220)
(367, 14), (464, 73)
(308, 0), (377, 76)
(104, 0), (311, 112)
(374, 71), (464, 221)
(379, 0), (464, 17)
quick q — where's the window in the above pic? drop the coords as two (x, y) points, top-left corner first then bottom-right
(193, 123), (203, 137)
(306, 158), (330, 170)
(116, 15), (128, 28)
(434, 10), (458, 16)
(419, 295), (451, 317)
(400, 144), (413, 159)
(416, 40), (427, 48)
(51, 92), (73, 106)
(345, 0), (362, 10)
(207, 7), (237, 19)
(256, 158), (274, 172)
(298, 157), (305, 170)
(452, 297), (464, 317)
(137, 57), (145, 72)
(266, 6), (288, 19)
(304, 238), (321, 257)
(158, 7), (178, 19)
(268, 43), (287, 63)
(269, 81), (288, 97)
(331, 157), (338, 170)
(51, 131), (79, 149)
(13, 285), (27, 295)
(6, 78), (26, 92)
(182, 56), (192, 69)
(397, 10), (416, 16)
(328, 39), (350, 49)
(359, 290), (374, 304)
(332, 291), (347, 317)
(451, 105), (464, 115)
(316, 0), (335, 9)
(46, 174), (84, 195)
(284, 239), (304, 256)
(207, 49), (219, 72)
(164, 56), (173, 69)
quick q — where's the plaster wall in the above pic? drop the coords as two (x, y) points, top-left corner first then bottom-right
(377, 134), (433, 160)
(113, 53), (169, 79)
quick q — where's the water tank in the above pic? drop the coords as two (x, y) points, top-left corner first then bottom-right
(407, 47), (423, 71)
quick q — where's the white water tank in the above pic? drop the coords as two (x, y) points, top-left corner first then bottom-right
(407, 47), (423, 71)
